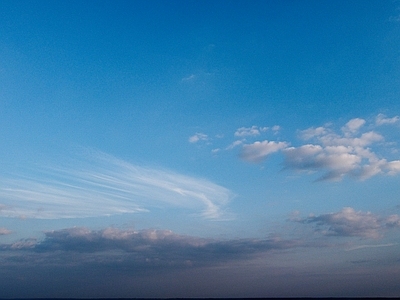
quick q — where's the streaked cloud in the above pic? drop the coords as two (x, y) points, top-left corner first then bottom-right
(299, 207), (400, 239)
(225, 140), (243, 150)
(376, 113), (400, 126)
(0, 150), (233, 220)
(346, 243), (397, 251)
(181, 74), (196, 82)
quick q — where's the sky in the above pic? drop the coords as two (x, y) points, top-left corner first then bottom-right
(1, 0), (400, 297)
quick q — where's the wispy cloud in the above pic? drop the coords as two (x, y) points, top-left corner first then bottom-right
(298, 207), (400, 239)
(375, 113), (400, 126)
(0, 150), (233, 220)
(346, 243), (397, 251)
(189, 132), (208, 143)
(181, 74), (196, 82)
(234, 126), (268, 137)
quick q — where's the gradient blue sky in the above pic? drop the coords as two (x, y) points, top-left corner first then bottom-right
(1, 0), (400, 297)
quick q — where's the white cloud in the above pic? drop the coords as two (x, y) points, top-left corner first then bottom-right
(240, 140), (288, 163)
(283, 115), (400, 181)
(234, 126), (267, 137)
(189, 132), (208, 143)
(283, 145), (363, 181)
(376, 113), (400, 126)
(0, 150), (233, 220)
(182, 74), (196, 82)
(386, 214), (400, 227)
(225, 140), (243, 150)
(386, 160), (400, 175)
(341, 118), (366, 135)
(300, 127), (327, 140)
(0, 228), (12, 235)
(271, 125), (281, 132)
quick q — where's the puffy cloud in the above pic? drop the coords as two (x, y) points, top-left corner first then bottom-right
(0, 150), (233, 220)
(189, 132), (208, 143)
(0, 228), (12, 235)
(283, 145), (363, 181)
(234, 126), (268, 137)
(284, 116), (400, 181)
(240, 141), (288, 163)
(376, 114), (400, 126)
(300, 207), (400, 239)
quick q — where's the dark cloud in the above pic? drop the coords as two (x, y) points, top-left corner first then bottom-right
(1, 226), (400, 297)
(0, 227), (301, 271)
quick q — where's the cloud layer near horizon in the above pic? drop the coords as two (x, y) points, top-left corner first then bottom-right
(0, 226), (301, 271)
(0, 150), (233, 220)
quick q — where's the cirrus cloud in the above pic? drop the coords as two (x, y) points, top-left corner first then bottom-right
(0, 150), (233, 220)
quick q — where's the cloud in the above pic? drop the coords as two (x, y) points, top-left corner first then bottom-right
(0, 150), (233, 220)
(341, 118), (366, 135)
(182, 74), (196, 82)
(299, 207), (400, 239)
(346, 243), (398, 251)
(189, 132), (208, 143)
(225, 140), (243, 150)
(271, 125), (281, 132)
(300, 127), (327, 140)
(240, 141), (288, 163)
(0, 227), (301, 270)
(190, 115), (400, 181)
(284, 116), (400, 181)
(283, 144), (363, 181)
(234, 126), (267, 137)
(0, 228), (12, 235)
(376, 113), (400, 126)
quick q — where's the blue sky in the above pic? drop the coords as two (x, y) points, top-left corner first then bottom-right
(1, 0), (400, 297)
